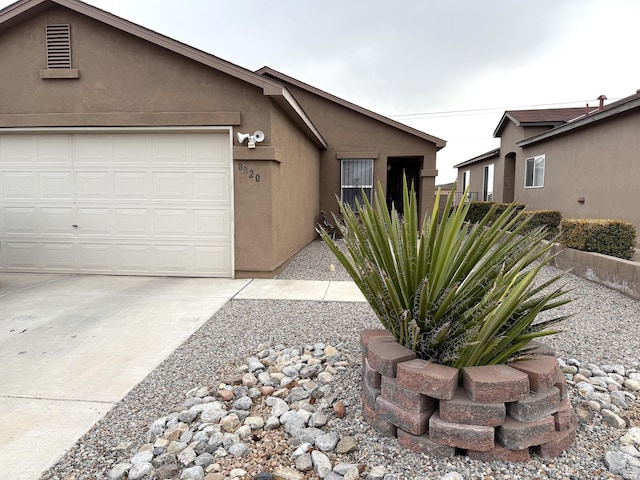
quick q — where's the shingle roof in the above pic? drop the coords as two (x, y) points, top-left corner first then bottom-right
(493, 107), (597, 137)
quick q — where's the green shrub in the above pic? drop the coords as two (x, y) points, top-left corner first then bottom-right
(520, 210), (562, 240)
(319, 180), (571, 368)
(560, 219), (637, 260)
(465, 201), (525, 224)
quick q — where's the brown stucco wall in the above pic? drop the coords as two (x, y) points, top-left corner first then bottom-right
(233, 103), (321, 277)
(279, 85), (439, 221)
(516, 109), (640, 233)
(0, 4), (323, 277)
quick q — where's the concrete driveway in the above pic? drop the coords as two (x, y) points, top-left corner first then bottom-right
(0, 273), (250, 480)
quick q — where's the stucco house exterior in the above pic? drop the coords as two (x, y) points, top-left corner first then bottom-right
(0, 0), (445, 278)
(454, 92), (640, 234)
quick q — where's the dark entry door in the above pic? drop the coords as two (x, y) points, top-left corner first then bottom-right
(386, 157), (421, 216)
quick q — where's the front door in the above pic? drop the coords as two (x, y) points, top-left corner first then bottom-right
(386, 157), (421, 216)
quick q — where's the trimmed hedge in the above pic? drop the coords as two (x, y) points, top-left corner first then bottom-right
(520, 210), (562, 240)
(560, 219), (637, 260)
(465, 201), (525, 224)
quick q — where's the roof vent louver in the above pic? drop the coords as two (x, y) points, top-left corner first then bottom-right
(46, 24), (71, 69)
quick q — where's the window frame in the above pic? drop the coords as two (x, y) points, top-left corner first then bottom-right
(525, 154), (545, 188)
(340, 158), (374, 209)
(482, 163), (494, 201)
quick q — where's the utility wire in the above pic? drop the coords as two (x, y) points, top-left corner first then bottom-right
(388, 98), (622, 120)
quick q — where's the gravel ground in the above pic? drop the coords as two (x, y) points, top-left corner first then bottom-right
(40, 239), (640, 480)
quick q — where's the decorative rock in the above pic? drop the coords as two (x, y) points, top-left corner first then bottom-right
(315, 431), (339, 452)
(292, 442), (313, 459)
(272, 464), (306, 480)
(131, 450), (154, 465)
(244, 416), (265, 429)
(178, 447), (197, 466)
(441, 474), (464, 480)
(128, 462), (154, 480)
(367, 465), (388, 480)
(220, 414), (240, 432)
(228, 443), (250, 457)
(270, 397), (290, 418)
(229, 468), (247, 478)
(232, 396), (253, 410)
(311, 450), (333, 478)
(108, 463), (132, 480)
(333, 401), (346, 418)
(181, 466), (205, 480)
(294, 452), (313, 472)
(336, 436), (358, 454)
(601, 409), (627, 429)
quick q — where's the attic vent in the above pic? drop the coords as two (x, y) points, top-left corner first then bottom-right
(46, 24), (71, 68)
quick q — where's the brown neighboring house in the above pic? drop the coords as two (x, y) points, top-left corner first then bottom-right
(455, 92), (640, 234)
(0, 0), (445, 278)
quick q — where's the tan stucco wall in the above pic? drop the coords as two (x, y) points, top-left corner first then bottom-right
(280, 85), (439, 221)
(457, 123), (563, 203)
(0, 4), (322, 277)
(516, 109), (640, 232)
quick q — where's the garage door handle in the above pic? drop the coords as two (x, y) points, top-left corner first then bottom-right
(72, 224), (78, 228)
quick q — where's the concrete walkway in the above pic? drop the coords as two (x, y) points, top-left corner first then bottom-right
(0, 274), (364, 480)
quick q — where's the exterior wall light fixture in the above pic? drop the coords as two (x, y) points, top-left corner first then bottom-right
(236, 130), (265, 149)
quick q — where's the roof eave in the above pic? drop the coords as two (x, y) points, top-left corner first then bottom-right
(453, 148), (500, 168)
(257, 67), (447, 150)
(517, 98), (640, 148)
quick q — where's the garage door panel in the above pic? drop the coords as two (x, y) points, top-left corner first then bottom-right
(41, 207), (74, 235)
(193, 172), (230, 202)
(112, 136), (148, 163)
(154, 209), (192, 237)
(0, 131), (233, 277)
(0, 136), (35, 164)
(35, 136), (72, 164)
(42, 243), (75, 270)
(194, 209), (230, 238)
(114, 208), (151, 236)
(78, 243), (113, 271)
(3, 172), (37, 199)
(194, 245), (231, 275)
(74, 135), (111, 164)
(4, 207), (38, 235)
(152, 136), (188, 163)
(39, 172), (73, 200)
(115, 244), (152, 272)
(153, 172), (190, 200)
(192, 134), (228, 163)
(75, 171), (111, 199)
(77, 208), (111, 235)
(3, 242), (39, 270)
(114, 172), (151, 199)
(155, 245), (191, 273)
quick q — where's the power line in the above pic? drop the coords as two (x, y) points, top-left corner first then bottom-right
(388, 98), (622, 120)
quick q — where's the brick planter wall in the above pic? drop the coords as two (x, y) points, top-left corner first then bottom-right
(360, 329), (577, 462)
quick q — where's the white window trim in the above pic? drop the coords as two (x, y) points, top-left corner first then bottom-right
(525, 154), (545, 188)
(482, 164), (494, 201)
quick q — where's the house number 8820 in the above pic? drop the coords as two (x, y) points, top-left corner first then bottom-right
(237, 162), (260, 183)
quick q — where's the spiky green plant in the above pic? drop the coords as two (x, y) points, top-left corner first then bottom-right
(319, 178), (572, 368)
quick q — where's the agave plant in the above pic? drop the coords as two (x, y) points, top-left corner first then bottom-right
(319, 178), (572, 369)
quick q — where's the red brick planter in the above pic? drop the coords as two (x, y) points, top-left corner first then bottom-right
(360, 329), (577, 461)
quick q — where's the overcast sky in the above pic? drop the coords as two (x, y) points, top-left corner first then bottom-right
(3, 0), (639, 182)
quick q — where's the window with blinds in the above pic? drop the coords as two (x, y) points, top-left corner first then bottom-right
(340, 158), (374, 209)
(46, 24), (71, 69)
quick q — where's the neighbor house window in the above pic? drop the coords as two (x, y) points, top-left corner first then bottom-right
(525, 155), (545, 188)
(482, 164), (494, 201)
(341, 158), (374, 209)
(462, 170), (470, 199)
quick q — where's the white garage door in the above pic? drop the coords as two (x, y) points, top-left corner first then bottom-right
(0, 129), (233, 277)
